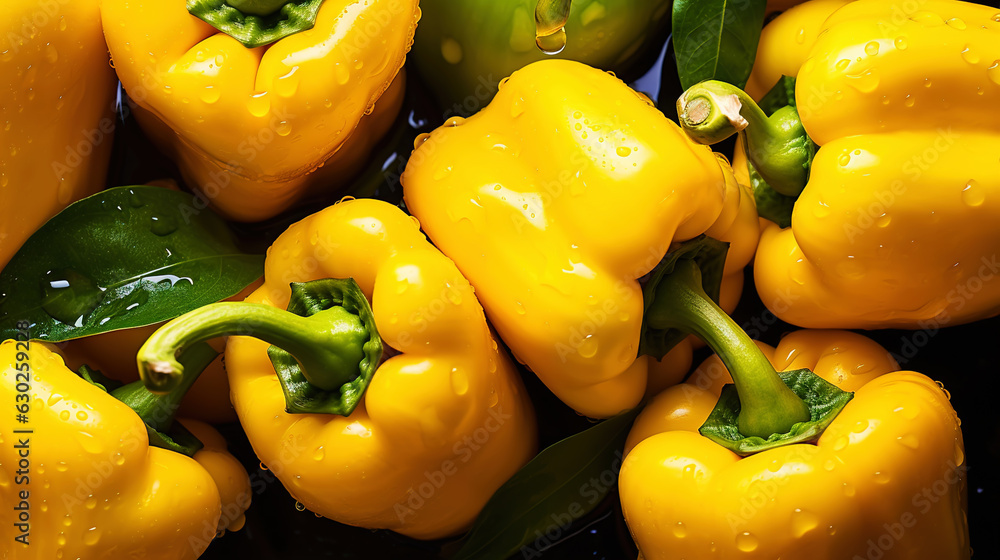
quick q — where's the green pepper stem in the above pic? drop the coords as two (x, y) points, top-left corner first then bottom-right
(677, 80), (811, 197)
(227, 0), (288, 16)
(138, 302), (368, 395)
(646, 260), (810, 438)
(112, 342), (219, 433)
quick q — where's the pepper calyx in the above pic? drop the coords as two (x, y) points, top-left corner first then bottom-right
(76, 341), (219, 457)
(699, 368), (854, 456)
(187, 0), (325, 49)
(268, 278), (382, 416)
(639, 235), (729, 359)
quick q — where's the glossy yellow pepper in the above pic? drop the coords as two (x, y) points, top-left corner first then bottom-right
(0, 340), (250, 559)
(681, 0), (1000, 329)
(621, 329), (969, 560)
(135, 198), (537, 540)
(402, 59), (759, 418)
(0, 0), (116, 270)
(100, 0), (419, 222)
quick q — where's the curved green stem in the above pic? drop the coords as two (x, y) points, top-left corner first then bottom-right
(138, 302), (366, 394)
(677, 80), (811, 197)
(646, 260), (810, 438)
(114, 342), (219, 433)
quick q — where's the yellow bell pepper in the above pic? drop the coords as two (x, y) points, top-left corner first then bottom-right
(134, 198), (537, 540)
(621, 329), (969, 560)
(679, 0), (1000, 329)
(402, 59), (759, 418)
(99, 0), (419, 222)
(0, 340), (250, 559)
(0, 0), (116, 270)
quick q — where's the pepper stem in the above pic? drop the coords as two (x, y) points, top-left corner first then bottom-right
(114, 342), (219, 433)
(138, 301), (367, 395)
(227, 0), (288, 16)
(677, 80), (811, 197)
(646, 260), (810, 437)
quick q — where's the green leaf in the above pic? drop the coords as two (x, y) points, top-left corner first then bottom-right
(699, 368), (854, 456)
(0, 186), (263, 342)
(673, 0), (768, 90)
(187, 0), (324, 49)
(639, 235), (729, 359)
(451, 409), (640, 560)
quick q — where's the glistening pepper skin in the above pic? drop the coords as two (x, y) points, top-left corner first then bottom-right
(402, 60), (759, 418)
(99, 0), (419, 222)
(221, 199), (537, 539)
(0, 0), (116, 270)
(0, 341), (250, 560)
(620, 330), (969, 560)
(739, 0), (1000, 328)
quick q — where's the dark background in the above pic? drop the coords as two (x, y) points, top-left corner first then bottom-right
(102, 10), (999, 559)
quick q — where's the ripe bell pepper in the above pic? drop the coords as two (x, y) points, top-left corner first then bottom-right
(0, 340), (251, 559)
(620, 327), (969, 559)
(412, 0), (670, 115)
(402, 59), (759, 418)
(134, 198), (537, 540)
(100, 0), (419, 222)
(0, 0), (116, 270)
(678, 0), (1000, 329)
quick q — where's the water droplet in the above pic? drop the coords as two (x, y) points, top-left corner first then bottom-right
(41, 269), (105, 325)
(865, 41), (880, 56)
(334, 63), (350, 85)
(874, 471), (891, 484)
(195, 87), (218, 107)
(578, 335), (598, 358)
(275, 67), (299, 98)
(47, 393), (64, 406)
(150, 215), (178, 236)
(846, 68), (880, 93)
(84, 496), (97, 510)
(852, 420), (869, 433)
(833, 436), (849, 451)
(947, 17), (967, 29)
(294, 501), (306, 511)
(450, 368), (469, 395)
(533, 22), (567, 54)
(961, 45), (980, 64)
(894, 37), (908, 50)
(792, 509), (819, 537)
(128, 190), (144, 208)
(876, 214), (891, 228)
(823, 459), (837, 471)
(113, 452), (125, 466)
(904, 95), (915, 107)
(260, 462), (268, 471)
(993, 13), (1000, 23)
(76, 411), (88, 421)
(616, 146), (632, 157)
(838, 152), (852, 166)
(672, 521), (687, 538)
(843, 482), (856, 497)
(313, 447), (325, 461)
(954, 443), (965, 466)
(274, 121), (292, 137)
(515, 301), (526, 315)
(440, 38), (463, 64)
(510, 96), (525, 118)
(247, 92), (270, 117)
(433, 166), (454, 180)
(897, 434), (920, 449)
(59, 410), (70, 421)
(962, 179), (985, 206)
(735, 532), (758, 552)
